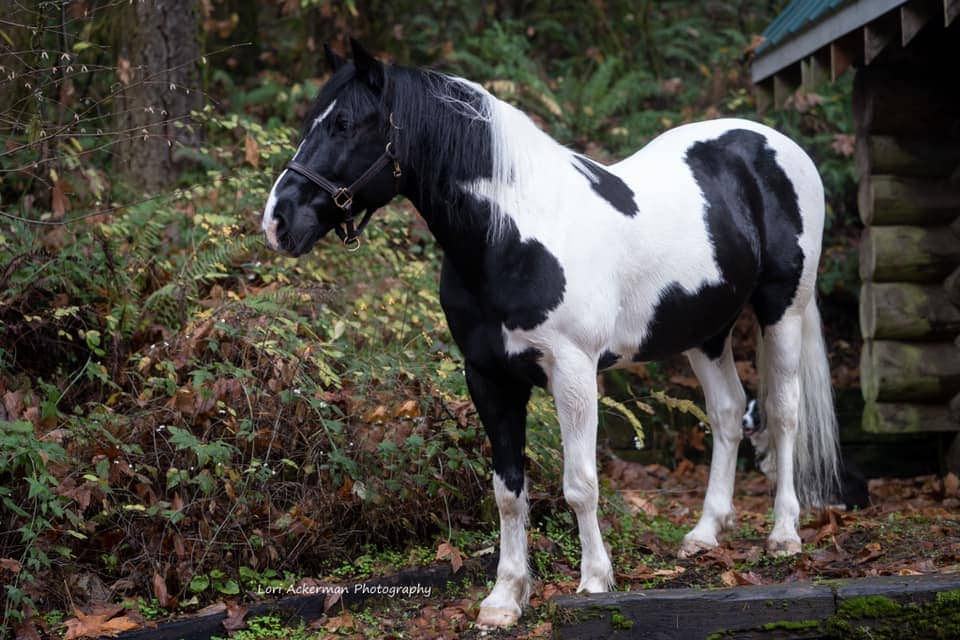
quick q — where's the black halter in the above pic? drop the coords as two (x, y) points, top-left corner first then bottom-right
(285, 114), (402, 251)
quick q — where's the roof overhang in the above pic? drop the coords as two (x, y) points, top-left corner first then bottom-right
(752, 0), (907, 83)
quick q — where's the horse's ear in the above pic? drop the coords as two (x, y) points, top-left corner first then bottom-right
(324, 43), (346, 72)
(350, 37), (384, 93)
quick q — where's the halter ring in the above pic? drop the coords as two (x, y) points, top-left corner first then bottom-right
(332, 188), (353, 210)
(389, 112), (402, 130)
(344, 236), (361, 252)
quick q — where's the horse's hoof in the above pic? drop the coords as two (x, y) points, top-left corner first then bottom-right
(678, 536), (716, 559)
(577, 574), (614, 594)
(476, 606), (520, 629)
(767, 538), (802, 556)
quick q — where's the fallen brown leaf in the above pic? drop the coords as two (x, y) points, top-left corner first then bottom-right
(222, 603), (247, 632)
(0, 558), (22, 574)
(436, 541), (464, 573)
(152, 573), (171, 609)
(324, 611), (355, 632)
(945, 473), (959, 497)
(193, 602), (227, 617)
(244, 133), (259, 168)
(14, 621), (41, 640)
(64, 609), (139, 639)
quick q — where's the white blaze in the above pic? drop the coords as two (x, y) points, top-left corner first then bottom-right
(261, 100), (337, 250)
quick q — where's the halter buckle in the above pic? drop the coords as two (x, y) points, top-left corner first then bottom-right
(332, 188), (353, 210)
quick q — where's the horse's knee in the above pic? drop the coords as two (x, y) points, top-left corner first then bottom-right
(563, 467), (598, 512)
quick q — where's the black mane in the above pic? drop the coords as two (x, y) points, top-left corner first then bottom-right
(387, 67), (494, 211)
(303, 63), (495, 214)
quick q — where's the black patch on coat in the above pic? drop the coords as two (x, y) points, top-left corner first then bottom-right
(598, 350), (620, 371)
(465, 361), (530, 496)
(572, 155), (639, 217)
(490, 231), (566, 331)
(699, 319), (735, 360)
(635, 128), (805, 361)
(439, 252), (552, 390)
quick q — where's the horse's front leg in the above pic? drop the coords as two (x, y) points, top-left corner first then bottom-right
(466, 362), (533, 629)
(551, 348), (615, 593)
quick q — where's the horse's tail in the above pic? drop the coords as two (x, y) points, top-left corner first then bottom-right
(794, 296), (841, 507)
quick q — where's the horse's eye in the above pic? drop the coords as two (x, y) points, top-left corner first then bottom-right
(335, 116), (351, 134)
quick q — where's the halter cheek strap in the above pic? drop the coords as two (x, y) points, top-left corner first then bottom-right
(284, 117), (402, 251)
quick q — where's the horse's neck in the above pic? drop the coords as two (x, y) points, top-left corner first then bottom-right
(404, 182), (492, 278)
(398, 86), (570, 280)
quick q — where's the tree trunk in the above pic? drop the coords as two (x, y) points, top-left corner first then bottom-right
(860, 282), (960, 340)
(859, 225), (960, 283)
(860, 339), (960, 403)
(115, 0), (201, 192)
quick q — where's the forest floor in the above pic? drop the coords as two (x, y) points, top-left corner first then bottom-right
(59, 463), (958, 640)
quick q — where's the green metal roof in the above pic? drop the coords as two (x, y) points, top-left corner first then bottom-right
(758, 0), (852, 53)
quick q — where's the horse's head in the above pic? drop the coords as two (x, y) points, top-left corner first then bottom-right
(262, 40), (400, 256)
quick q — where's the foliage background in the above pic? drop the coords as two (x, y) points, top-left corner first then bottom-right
(0, 0), (859, 634)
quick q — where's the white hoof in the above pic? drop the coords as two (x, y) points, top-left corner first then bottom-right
(577, 572), (614, 594)
(476, 605), (520, 629)
(678, 534), (718, 559)
(767, 537), (802, 556)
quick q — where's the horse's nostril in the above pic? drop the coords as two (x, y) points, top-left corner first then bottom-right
(273, 200), (294, 235)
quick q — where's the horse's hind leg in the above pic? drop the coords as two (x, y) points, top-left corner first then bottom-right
(551, 347), (615, 593)
(758, 311), (804, 555)
(679, 334), (747, 558)
(467, 362), (532, 629)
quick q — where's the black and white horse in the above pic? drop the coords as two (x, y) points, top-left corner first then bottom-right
(262, 40), (840, 628)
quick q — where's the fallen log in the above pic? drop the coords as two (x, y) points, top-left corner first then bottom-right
(552, 574), (960, 639)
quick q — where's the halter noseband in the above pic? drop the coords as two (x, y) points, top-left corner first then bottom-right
(285, 113), (402, 252)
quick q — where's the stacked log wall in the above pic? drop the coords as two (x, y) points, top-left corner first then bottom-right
(856, 63), (960, 434)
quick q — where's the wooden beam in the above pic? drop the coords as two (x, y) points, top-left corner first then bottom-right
(852, 66), (960, 135)
(860, 282), (960, 340)
(863, 400), (960, 433)
(945, 266), (960, 307)
(553, 574), (960, 637)
(861, 339), (960, 403)
(858, 174), (960, 226)
(864, 11), (900, 65)
(831, 31), (861, 81)
(947, 0), (960, 27)
(856, 135), (960, 178)
(859, 225), (960, 283)
(801, 49), (831, 91)
(773, 68), (800, 109)
(901, 0), (937, 46)
(754, 79), (773, 115)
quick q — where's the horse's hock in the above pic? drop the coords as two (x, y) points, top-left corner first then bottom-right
(751, 0), (960, 469)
